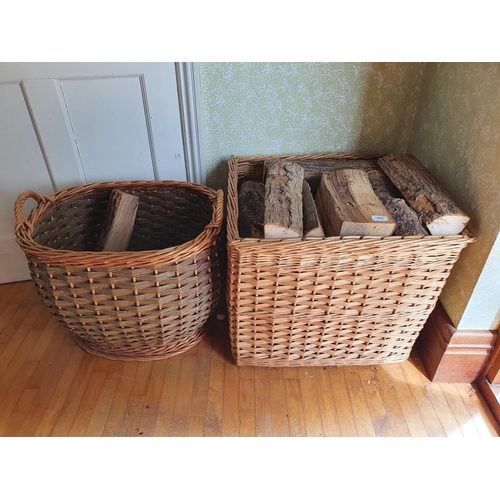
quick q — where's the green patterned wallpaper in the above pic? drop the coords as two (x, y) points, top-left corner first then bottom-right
(198, 62), (500, 330)
(408, 62), (500, 330)
(199, 62), (426, 190)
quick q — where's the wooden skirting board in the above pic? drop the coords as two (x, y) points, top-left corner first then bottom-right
(414, 300), (497, 383)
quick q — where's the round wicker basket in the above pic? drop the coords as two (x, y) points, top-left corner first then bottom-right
(14, 181), (224, 361)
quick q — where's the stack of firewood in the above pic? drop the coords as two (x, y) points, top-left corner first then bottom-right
(238, 154), (470, 239)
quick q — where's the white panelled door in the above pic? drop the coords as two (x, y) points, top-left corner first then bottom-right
(0, 62), (189, 284)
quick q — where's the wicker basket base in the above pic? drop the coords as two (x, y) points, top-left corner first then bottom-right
(231, 350), (414, 368)
(74, 321), (212, 361)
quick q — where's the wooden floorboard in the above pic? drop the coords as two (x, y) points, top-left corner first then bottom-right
(456, 383), (500, 437)
(137, 360), (169, 437)
(327, 365), (359, 436)
(254, 367), (273, 437)
(314, 366), (342, 437)
(357, 366), (394, 437)
(170, 354), (198, 436)
(400, 353), (447, 437)
(269, 368), (290, 437)
(284, 377), (308, 437)
(299, 367), (325, 437)
(369, 365), (411, 437)
(0, 281), (498, 438)
(222, 342), (240, 437)
(153, 356), (182, 437)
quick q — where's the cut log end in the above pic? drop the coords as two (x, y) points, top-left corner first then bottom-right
(425, 215), (470, 236)
(339, 221), (396, 237)
(264, 225), (302, 239)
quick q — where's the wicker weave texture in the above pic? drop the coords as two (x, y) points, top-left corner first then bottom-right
(15, 181), (224, 361)
(226, 154), (475, 367)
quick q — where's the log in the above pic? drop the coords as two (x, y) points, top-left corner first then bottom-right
(238, 181), (265, 238)
(302, 180), (324, 238)
(263, 158), (378, 179)
(315, 169), (396, 237)
(96, 189), (139, 251)
(382, 198), (429, 236)
(368, 170), (428, 236)
(264, 160), (304, 238)
(264, 158), (378, 194)
(377, 154), (470, 235)
(367, 168), (401, 200)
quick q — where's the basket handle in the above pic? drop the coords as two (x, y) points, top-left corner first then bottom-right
(206, 189), (224, 229)
(14, 190), (53, 233)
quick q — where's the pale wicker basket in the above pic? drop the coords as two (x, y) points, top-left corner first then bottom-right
(226, 153), (475, 367)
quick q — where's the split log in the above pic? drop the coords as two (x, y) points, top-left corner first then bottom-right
(238, 181), (265, 238)
(377, 154), (470, 235)
(302, 180), (324, 238)
(368, 170), (428, 236)
(96, 189), (139, 251)
(315, 169), (396, 237)
(264, 160), (304, 238)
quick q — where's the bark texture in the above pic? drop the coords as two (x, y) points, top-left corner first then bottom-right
(238, 181), (265, 238)
(377, 154), (470, 235)
(368, 170), (428, 236)
(264, 160), (304, 238)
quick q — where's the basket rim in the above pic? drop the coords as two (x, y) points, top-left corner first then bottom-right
(228, 230), (477, 247)
(226, 152), (476, 246)
(15, 180), (224, 269)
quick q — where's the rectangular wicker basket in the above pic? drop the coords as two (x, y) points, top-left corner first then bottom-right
(226, 153), (475, 367)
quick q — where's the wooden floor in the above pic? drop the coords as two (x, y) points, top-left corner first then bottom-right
(0, 281), (498, 437)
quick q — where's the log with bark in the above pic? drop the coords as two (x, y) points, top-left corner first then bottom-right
(315, 169), (396, 237)
(368, 170), (428, 236)
(377, 154), (470, 235)
(263, 158), (378, 179)
(263, 160), (304, 238)
(238, 181), (265, 238)
(263, 158), (378, 194)
(96, 189), (139, 251)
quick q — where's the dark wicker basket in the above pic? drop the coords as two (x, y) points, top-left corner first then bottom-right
(15, 181), (224, 361)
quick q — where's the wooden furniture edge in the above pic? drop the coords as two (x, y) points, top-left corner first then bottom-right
(414, 300), (497, 383)
(484, 329), (500, 385)
(476, 328), (500, 428)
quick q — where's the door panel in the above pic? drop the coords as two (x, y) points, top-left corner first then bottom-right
(61, 76), (156, 182)
(0, 62), (187, 284)
(22, 78), (85, 189)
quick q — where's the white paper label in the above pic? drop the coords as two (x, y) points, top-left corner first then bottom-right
(372, 215), (389, 222)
